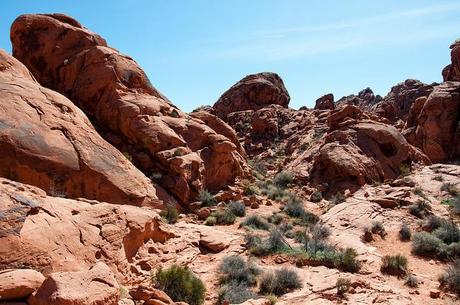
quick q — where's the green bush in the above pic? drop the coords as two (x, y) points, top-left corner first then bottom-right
(432, 221), (460, 245)
(380, 254), (408, 276)
(245, 233), (263, 249)
(244, 184), (258, 196)
(433, 175), (444, 182)
(218, 255), (260, 286)
(213, 209), (236, 225)
(408, 200), (430, 218)
(424, 215), (447, 231)
(198, 190), (217, 206)
(273, 171), (294, 189)
(160, 204), (179, 224)
(441, 182), (459, 196)
(399, 224), (411, 241)
(336, 248), (361, 273)
(336, 277), (351, 296)
(310, 190), (323, 203)
(278, 223), (293, 233)
(204, 216), (217, 226)
(412, 232), (445, 258)
(267, 213), (284, 225)
(228, 201), (246, 217)
(259, 268), (302, 296)
(311, 224), (331, 241)
(405, 274), (418, 288)
(217, 283), (258, 305)
(371, 221), (386, 238)
(439, 259), (460, 296)
(283, 196), (318, 224)
(241, 215), (270, 231)
(155, 265), (205, 305)
(331, 192), (345, 205)
(262, 184), (287, 200)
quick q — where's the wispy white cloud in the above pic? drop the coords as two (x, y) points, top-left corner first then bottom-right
(202, 3), (460, 61)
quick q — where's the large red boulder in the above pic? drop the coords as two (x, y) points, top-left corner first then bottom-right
(0, 48), (163, 206)
(10, 14), (248, 204)
(28, 262), (119, 305)
(409, 82), (460, 162)
(443, 40), (460, 81)
(314, 93), (335, 110)
(0, 178), (173, 282)
(213, 72), (290, 120)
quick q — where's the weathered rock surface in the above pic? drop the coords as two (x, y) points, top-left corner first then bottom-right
(10, 14), (248, 204)
(0, 48), (162, 206)
(406, 82), (460, 162)
(213, 72), (290, 120)
(0, 269), (45, 301)
(314, 93), (335, 110)
(28, 262), (119, 305)
(0, 178), (173, 282)
(336, 87), (382, 109)
(443, 39), (460, 81)
(373, 79), (434, 123)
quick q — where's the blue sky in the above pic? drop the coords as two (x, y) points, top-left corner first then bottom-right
(1, 1), (459, 111)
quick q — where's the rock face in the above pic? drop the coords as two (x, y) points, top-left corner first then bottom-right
(314, 93), (335, 110)
(0, 269), (45, 301)
(10, 14), (248, 204)
(336, 87), (382, 109)
(373, 79), (434, 123)
(443, 40), (460, 81)
(28, 262), (119, 305)
(213, 72), (290, 120)
(406, 82), (460, 162)
(0, 48), (162, 206)
(0, 178), (173, 282)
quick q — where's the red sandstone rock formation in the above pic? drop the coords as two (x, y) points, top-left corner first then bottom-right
(0, 48), (164, 206)
(10, 14), (248, 204)
(213, 72), (290, 120)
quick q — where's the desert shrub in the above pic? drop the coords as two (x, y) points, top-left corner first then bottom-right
(283, 196), (318, 224)
(452, 196), (460, 215)
(371, 221), (386, 238)
(412, 232), (445, 258)
(399, 164), (410, 177)
(311, 224), (331, 241)
(266, 294), (278, 305)
(204, 216), (217, 226)
(122, 151), (133, 162)
(245, 233), (263, 249)
(251, 161), (267, 176)
(310, 190), (323, 203)
(413, 186), (427, 199)
(198, 190), (217, 207)
(267, 213), (283, 225)
(149, 172), (163, 182)
(244, 184), (259, 196)
(380, 254), (408, 276)
(228, 201), (246, 217)
(408, 200), (430, 218)
(155, 265), (205, 305)
(259, 268), (302, 296)
(447, 242), (460, 258)
(336, 248), (361, 273)
(217, 283), (258, 305)
(173, 148), (184, 156)
(278, 223), (293, 233)
(331, 192), (345, 205)
(273, 171), (294, 189)
(241, 215), (270, 231)
(441, 182), (459, 196)
(439, 259), (460, 296)
(284, 230), (295, 239)
(424, 215), (447, 231)
(262, 184), (287, 200)
(433, 175), (444, 181)
(399, 224), (411, 241)
(405, 274), (419, 288)
(213, 209), (236, 225)
(249, 230), (290, 256)
(362, 226), (373, 242)
(294, 230), (309, 244)
(218, 255), (260, 286)
(336, 277), (351, 296)
(432, 221), (460, 245)
(160, 204), (179, 224)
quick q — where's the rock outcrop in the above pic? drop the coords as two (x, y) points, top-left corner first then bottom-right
(0, 269), (45, 301)
(373, 79), (434, 123)
(213, 72), (290, 120)
(314, 93), (335, 110)
(0, 48), (163, 206)
(405, 82), (460, 162)
(28, 262), (119, 305)
(10, 14), (248, 204)
(0, 178), (173, 282)
(336, 87), (382, 109)
(443, 39), (460, 81)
